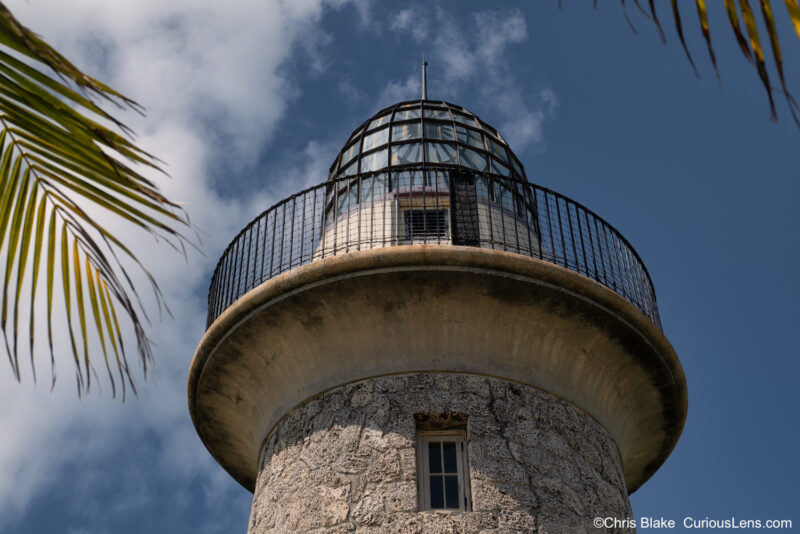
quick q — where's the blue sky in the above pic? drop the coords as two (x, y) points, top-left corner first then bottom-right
(1, 1), (798, 533)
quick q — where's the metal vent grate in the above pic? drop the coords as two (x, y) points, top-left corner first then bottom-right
(404, 209), (448, 239)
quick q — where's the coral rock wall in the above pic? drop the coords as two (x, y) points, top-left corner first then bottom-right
(248, 373), (632, 534)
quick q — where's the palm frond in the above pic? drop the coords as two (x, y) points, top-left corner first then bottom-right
(0, 3), (189, 397)
(695, 0), (721, 82)
(670, 0), (701, 77)
(619, 0), (800, 126)
(786, 0), (800, 41)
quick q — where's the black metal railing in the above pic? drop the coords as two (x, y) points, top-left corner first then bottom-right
(206, 166), (661, 328)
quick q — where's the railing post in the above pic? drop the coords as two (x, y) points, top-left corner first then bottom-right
(269, 209), (277, 279)
(300, 192), (307, 265)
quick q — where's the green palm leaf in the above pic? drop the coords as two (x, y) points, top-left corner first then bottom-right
(0, 3), (189, 397)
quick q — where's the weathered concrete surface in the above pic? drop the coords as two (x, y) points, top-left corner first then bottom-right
(188, 245), (687, 494)
(248, 373), (633, 534)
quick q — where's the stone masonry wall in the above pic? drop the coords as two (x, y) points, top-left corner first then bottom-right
(248, 373), (633, 534)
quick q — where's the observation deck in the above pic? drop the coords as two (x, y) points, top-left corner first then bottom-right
(205, 166), (660, 329)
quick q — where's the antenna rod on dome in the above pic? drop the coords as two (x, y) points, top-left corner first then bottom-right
(422, 55), (428, 100)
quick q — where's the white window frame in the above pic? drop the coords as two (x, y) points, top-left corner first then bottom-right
(417, 431), (471, 512)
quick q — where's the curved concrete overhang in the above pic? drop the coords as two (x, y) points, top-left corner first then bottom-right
(188, 245), (687, 494)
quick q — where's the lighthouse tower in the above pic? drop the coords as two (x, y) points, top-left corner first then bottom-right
(188, 72), (687, 533)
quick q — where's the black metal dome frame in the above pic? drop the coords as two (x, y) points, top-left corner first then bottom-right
(329, 100), (526, 181)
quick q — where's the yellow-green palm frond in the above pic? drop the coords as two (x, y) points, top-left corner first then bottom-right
(637, 0), (800, 126)
(0, 3), (190, 397)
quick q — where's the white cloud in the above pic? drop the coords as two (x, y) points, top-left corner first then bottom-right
(473, 9), (528, 65)
(337, 77), (369, 103)
(8, 0), (342, 163)
(385, 7), (557, 152)
(0, 2), (558, 531)
(0, 0), (357, 529)
(376, 74), (420, 108)
(390, 8), (430, 42)
(498, 88), (560, 148)
(430, 11), (475, 81)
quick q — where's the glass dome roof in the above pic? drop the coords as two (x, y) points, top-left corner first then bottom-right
(329, 100), (526, 181)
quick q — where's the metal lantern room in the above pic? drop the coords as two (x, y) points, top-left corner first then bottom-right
(329, 100), (526, 181)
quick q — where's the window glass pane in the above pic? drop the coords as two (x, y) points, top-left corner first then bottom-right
(411, 170), (426, 187)
(429, 476), (444, 509)
(426, 142), (458, 165)
(428, 441), (442, 473)
(443, 442), (457, 473)
(419, 433), (467, 512)
(444, 476), (460, 508)
(366, 174), (387, 201)
(424, 122), (455, 141)
(359, 176), (379, 203)
(394, 108), (420, 121)
(456, 126), (484, 149)
(391, 143), (422, 165)
(340, 160), (357, 176)
(423, 108), (450, 120)
(488, 138), (509, 162)
(452, 112), (477, 127)
(482, 123), (499, 138)
(392, 171), (413, 192)
(348, 184), (359, 207)
(359, 177), (372, 202)
(500, 184), (513, 209)
(336, 185), (357, 216)
(492, 159), (511, 177)
(363, 128), (389, 152)
(427, 170), (449, 190)
(368, 114), (390, 130)
(361, 149), (388, 173)
(396, 170), (438, 190)
(340, 142), (359, 166)
(392, 123), (421, 141)
(511, 157), (524, 176)
(459, 147), (489, 172)
(476, 177), (490, 199)
(514, 186), (526, 217)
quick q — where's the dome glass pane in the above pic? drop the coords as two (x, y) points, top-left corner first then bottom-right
(361, 149), (388, 172)
(459, 147), (488, 172)
(340, 142), (359, 166)
(426, 142), (458, 165)
(456, 126), (484, 150)
(368, 114), (391, 131)
(488, 138), (509, 162)
(423, 108), (450, 120)
(393, 123), (421, 141)
(363, 127), (389, 152)
(424, 123), (455, 141)
(452, 112), (477, 127)
(392, 143), (422, 165)
(492, 159), (511, 177)
(395, 108), (421, 120)
(329, 100), (526, 181)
